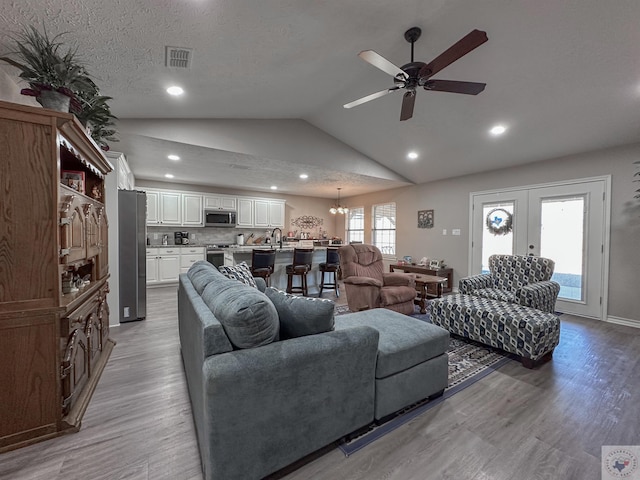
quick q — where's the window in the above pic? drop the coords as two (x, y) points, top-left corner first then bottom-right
(346, 207), (364, 244)
(372, 203), (396, 255)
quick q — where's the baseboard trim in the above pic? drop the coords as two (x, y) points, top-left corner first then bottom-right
(605, 316), (640, 329)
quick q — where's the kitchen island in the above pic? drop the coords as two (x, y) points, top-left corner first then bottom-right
(228, 246), (330, 295)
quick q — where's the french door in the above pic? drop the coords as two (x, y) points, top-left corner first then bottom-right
(470, 177), (610, 319)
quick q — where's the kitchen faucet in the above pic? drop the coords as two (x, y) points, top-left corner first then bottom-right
(271, 228), (283, 249)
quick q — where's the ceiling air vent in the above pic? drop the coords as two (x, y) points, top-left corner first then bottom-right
(165, 46), (193, 69)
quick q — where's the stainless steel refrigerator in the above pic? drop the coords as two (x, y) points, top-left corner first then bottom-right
(118, 189), (147, 322)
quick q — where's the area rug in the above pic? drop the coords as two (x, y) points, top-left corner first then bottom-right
(334, 304), (514, 456)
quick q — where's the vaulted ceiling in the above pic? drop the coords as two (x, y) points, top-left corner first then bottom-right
(1, 0), (639, 197)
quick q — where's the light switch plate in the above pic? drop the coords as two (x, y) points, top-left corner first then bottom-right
(442, 229), (447, 235)
(452, 229), (461, 236)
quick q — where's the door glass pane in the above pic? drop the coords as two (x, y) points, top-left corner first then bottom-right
(481, 203), (514, 273)
(540, 197), (584, 301)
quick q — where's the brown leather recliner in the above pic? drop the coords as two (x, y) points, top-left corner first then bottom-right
(338, 243), (417, 315)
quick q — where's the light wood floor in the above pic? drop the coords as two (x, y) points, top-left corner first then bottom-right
(1, 285), (638, 480)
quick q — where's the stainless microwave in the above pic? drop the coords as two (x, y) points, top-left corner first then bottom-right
(205, 210), (237, 227)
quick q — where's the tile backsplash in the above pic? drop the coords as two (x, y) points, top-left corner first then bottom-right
(146, 226), (279, 246)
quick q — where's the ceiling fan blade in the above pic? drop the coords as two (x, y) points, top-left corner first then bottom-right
(343, 86), (400, 109)
(400, 91), (416, 121)
(423, 79), (486, 95)
(358, 50), (408, 80)
(419, 29), (488, 79)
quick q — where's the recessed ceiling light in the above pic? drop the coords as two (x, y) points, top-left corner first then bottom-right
(407, 151), (419, 160)
(164, 174), (175, 179)
(166, 86), (184, 96)
(490, 125), (507, 136)
(270, 186), (278, 190)
(167, 154), (180, 161)
(299, 174), (309, 179)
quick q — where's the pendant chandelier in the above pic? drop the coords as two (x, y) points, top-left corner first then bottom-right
(329, 187), (349, 215)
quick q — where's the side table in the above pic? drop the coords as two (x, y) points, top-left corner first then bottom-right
(413, 274), (448, 313)
(389, 264), (454, 295)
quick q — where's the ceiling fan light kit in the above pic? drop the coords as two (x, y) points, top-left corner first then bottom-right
(344, 27), (488, 121)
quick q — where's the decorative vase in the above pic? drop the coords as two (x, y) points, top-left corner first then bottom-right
(36, 90), (71, 112)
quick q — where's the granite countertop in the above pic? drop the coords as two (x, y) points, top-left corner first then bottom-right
(230, 245), (328, 253)
(147, 244), (206, 248)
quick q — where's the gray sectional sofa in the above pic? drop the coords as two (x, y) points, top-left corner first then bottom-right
(178, 261), (449, 480)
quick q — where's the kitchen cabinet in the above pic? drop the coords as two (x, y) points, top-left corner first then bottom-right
(146, 254), (159, 283)
(159, 192), (181, 225)
(145, 189), (204, 226)
(182, 194), (203, 226)
(146, 191), (159, 224)
(146, 247), (180, 284)
(158, 254), (180, 282)
(180, 247), (206, 273)
(237, 197), (254, 227)
(237, 197), (285, 228)
(147, 247), (205, 283)
(204, 194), (236, 210)
(145, 190), (181, 225)
(254, 199), (285, 228)
(115, 153), (135, 190)
(0, 100), (113, 452)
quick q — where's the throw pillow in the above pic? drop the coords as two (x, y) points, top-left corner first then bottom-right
(201, 280), (279, 349)
(265, 287), (335, 339)
(218, 261), (257, 288)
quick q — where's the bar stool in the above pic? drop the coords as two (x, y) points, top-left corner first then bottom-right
(250, 249), (277, 286)
(286, 248), (314, 296)
(319, 247), (340, 297)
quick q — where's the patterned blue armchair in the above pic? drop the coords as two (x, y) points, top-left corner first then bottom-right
(459, 254), (560, 313)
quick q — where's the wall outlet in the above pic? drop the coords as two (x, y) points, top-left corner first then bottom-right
(191, 233), (196, 240)
(442, 229), (447, 235)
(452, 229), (461, 236)
(123, 306), (130, 318)
(153, 233), (158, 240)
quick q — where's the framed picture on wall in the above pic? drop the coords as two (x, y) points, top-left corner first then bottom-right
(61, 170), (85, 194)
(418, 209), (434, 228)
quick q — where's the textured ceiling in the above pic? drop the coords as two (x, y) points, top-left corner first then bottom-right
(1, 0), (639, 198)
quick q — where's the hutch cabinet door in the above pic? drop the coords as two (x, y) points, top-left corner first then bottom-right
(59, 192), (87, 264)
(86, 203), (101, 259)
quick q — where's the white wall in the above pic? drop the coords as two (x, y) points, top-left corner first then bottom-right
(0, 69), (39, 106)
(339, 142), (640, 322)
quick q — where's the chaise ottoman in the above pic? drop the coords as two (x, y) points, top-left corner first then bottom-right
(428, 294), (560, 368)
(335, 308), (449, 421)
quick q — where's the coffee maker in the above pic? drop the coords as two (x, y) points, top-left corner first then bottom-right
(174, 231), (189, 245)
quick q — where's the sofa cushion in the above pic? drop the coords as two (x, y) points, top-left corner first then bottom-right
(335, 308), (449, 379)
(201, 277), (279, 349)
(188, 260), (224, 294)
(218, 261), (258, 288)
(265, 288), (335, 339)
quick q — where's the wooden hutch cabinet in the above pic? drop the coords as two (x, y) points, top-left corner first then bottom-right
(0, 100), (114, 452)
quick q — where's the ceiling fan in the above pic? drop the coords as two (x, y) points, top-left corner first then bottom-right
(344, 27), (488, 121)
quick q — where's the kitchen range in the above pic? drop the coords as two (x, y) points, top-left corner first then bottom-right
(205, 243), (238, 268)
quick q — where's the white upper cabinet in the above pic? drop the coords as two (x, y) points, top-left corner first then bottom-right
(268, 200), (285, 228)
(204, 194), (236, 210)
(253, 200), (270, 228)
(159, 192), (182, 225)
(144, 189), (182, 226)
(236, 197), (254, 227)
(241, 197), (285, 228)
(143, 188), (284, 228)
(182, 194), (203, 226)
(146, 191), (159, 224)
